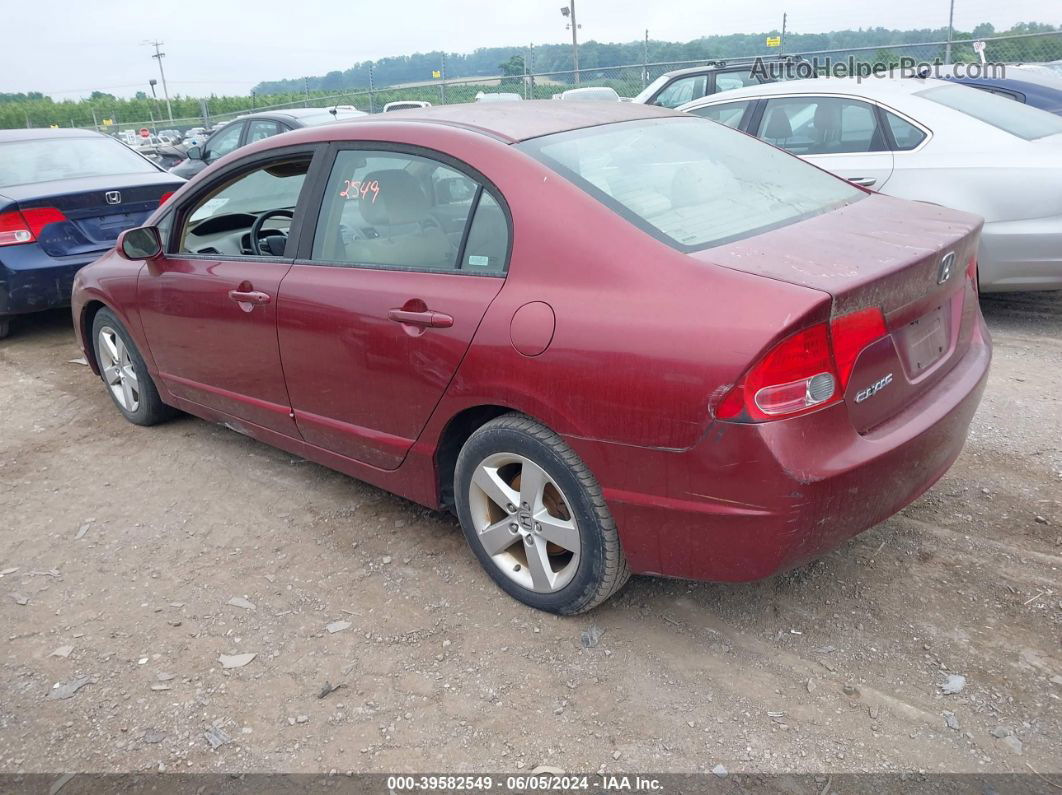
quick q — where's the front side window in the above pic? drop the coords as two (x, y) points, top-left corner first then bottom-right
(0, 136), (157, 188)
(653, 76), (707, 108)
(918, 83), (1062, 140)
(687, 100), (751, 129)
(518, 117), (862, 251)
(311, 149), (507, 273)
(177, 157), (310, 257)
(204, 122), (243, 162)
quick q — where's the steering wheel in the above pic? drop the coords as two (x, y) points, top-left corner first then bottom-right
(249, 209), (295, 255)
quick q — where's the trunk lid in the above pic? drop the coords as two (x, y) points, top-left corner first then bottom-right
(695, 193), (983, 432)
(0, 172), (182, 258)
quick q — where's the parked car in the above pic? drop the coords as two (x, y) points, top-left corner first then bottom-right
(554, 86), (621, 101)
(0, 128), (182, 338)
(169, 107), (367, 179)
(182, 127), (209, 147)
(474, 92), (522, 102)
(936, 64), (1062, 115)
(1016, 60), (1062, 79)
(383, 101), (432, 112)
(633, 56), (800, 108)
(680, 77), (1062, 292)
(72, 101), (989, 613)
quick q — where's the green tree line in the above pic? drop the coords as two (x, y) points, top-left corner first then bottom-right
(1, 22), (1058, 130)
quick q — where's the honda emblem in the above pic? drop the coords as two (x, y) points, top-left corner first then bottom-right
(937, 252), (955, 284)
(105, 191), (122, 205)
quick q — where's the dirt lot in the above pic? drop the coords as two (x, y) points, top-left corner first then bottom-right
(1, 293), (1060, 777)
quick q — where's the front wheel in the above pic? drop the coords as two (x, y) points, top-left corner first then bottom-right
(91, 308), (175, 426)
(454, 414), (629, 614)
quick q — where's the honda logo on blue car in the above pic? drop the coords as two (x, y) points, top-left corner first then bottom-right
(105, 191), (122, 205)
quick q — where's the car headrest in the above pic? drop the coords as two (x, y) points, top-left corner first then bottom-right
(764, 107), (793, 139)
(360, 169), (429, 226)
(813, 102), (842, 135)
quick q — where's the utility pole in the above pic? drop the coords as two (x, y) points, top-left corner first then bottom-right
(368, 62), (375, 113)
(303, 77), (310, 107)
(780, 12), (787, 54)
(944, 0), (956, 64)
(251, 90), (256, 110)
(145, 40), (173, 121)
(91, 107), (98, 131)
(568, 1), (581, 85)
(643, 29), (649, 87)
(440, 53), (447, 104)
(528, 43), (535, 99)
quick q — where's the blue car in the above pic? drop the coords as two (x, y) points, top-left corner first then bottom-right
(940, 65), (1062, 116)
(0, 128), (183, 338)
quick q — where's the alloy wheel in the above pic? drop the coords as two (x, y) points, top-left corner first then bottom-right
(467, 453), (581, 593)
(97, 326), (140, 413)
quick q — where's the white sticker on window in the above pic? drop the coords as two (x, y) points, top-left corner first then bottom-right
(467, 255), (490, 267)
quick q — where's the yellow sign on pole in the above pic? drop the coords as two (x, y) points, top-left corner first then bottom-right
(102, 118), (113, 126)
(766, 36), (781, 47)
(432, 70), (442, 79)
(49, 123), (59, 128)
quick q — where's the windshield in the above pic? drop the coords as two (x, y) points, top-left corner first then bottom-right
(518, 117), (863, 251)
(918, 83), (1062, 140)
(0, 136), (157, 188)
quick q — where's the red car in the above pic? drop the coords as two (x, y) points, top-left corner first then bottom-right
(72, 102), (991, 614)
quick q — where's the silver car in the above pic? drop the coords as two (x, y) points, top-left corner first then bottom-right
(679, 77), (1062, 292)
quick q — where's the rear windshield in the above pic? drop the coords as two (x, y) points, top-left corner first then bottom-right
(0, 136), (158, 188)
(917, 83), (1062, 140)
(517, 117), (862, 251)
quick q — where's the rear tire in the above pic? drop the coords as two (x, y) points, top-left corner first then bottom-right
(454, 413), (629, 614)
(91, 308), (175, 426)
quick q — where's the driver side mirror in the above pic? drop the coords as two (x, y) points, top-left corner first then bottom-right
(117, 226), (162, 260)
(186, 145), (203, 160)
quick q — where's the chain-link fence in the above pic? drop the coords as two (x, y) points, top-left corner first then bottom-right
(97, 29), (1062, 137)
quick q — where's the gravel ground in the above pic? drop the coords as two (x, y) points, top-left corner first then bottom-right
(0, 292), (1059, 777)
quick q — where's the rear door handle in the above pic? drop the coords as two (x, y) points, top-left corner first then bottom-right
(847, 176), (876, 187)
(228, 289), (271, 305)
(387, 308), (454, 328)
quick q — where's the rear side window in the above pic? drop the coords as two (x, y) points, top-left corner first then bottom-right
(519, 117), (862, 252)
(758, 97), (885, 155)
(311, 149), (508, 274)
(884, 111), (927, 151)
(918, 83), (1062, 140)
(714, 70), (761, 93)
(246, 120), (282, 143)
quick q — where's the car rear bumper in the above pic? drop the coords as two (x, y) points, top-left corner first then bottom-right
(979, 214), (1062, 292)
(0, 245), (99, 317)
(568, 315), (991, 582)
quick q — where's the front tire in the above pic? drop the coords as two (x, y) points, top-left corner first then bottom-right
(454, 413), (629, 614)
(91, 308), (174, 426)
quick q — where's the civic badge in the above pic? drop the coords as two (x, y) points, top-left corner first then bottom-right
(937, 251), (955, 284)
(105, 191), (122, 205)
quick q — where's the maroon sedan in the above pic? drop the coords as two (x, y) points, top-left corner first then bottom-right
(72, 102), (990, 614)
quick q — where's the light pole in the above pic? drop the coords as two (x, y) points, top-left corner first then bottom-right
(560, 2), (580, 85)
(144, 40), (173, 121)
(944, 0), (956, 64)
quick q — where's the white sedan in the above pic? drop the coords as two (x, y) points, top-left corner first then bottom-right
(679, 77), (1062, 292)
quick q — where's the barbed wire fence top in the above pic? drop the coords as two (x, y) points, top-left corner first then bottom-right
(73, 30), (1062, 134)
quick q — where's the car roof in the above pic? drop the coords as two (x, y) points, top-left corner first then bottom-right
(681, 76), (954, 106)
(941, 64), (1062, 90)
(346, 99), (679, 142)
(0, 128), (106, 143)
(657, 56), (797, 80)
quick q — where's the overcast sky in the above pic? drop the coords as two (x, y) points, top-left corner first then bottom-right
(4, 0), (1058, 98)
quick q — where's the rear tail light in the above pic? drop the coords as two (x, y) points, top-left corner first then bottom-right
(715, 307), (888, 423)
(966, 255), (978, 292)
(160, 191), (175, 204)
(0, 207), (67, 247)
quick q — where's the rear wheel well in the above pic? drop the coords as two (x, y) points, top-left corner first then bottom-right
(435, 405), (513, 512)
(81, 301), (107, 371)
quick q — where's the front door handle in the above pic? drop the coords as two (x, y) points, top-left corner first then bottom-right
(387, 308), (454, 328)
(228, 289), (271, 305)
(847, 176), (877, 187)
